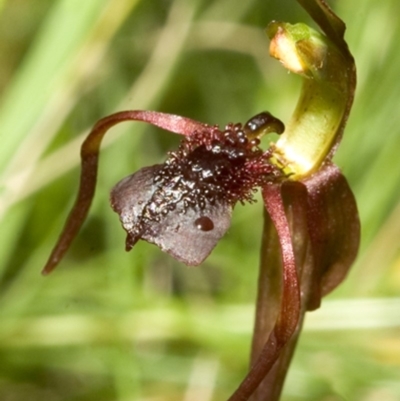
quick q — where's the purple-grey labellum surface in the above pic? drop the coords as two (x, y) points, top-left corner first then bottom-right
(110, 165), (232, 266)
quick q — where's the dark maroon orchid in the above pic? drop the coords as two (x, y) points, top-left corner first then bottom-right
(42, 0), (359, 400)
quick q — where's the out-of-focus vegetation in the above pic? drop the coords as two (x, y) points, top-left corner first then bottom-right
(0, 0), (399, 400)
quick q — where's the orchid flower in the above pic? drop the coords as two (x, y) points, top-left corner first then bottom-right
(42, 0), (359, 400)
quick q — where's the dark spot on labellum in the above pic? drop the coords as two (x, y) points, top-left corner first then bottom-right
(195, 216), (214, 231)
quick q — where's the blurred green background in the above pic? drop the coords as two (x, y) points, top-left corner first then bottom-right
(0, 0), (399, 400)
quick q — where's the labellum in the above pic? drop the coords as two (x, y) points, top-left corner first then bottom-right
(110, 116), (284, 265)
(41, 111), (284, 275)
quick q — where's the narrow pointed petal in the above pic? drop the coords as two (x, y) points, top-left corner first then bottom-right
(228, 184), (301, 401)
(297, 0), (346, 46)
(42, 111), (209, 274)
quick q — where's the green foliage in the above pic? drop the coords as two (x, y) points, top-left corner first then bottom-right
(0, 0), (399, 400)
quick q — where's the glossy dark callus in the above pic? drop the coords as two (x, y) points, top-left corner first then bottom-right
(243, 111), (285, 138)
(195, 216), (214, 231)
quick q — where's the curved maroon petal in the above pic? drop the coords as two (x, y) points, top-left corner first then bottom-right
(303, 163), (360, 298)
(262, 184), (301, 337)
(42, 111), (210, 274)
(228, 184), (301, 401)
(277, 164), (360, 311)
